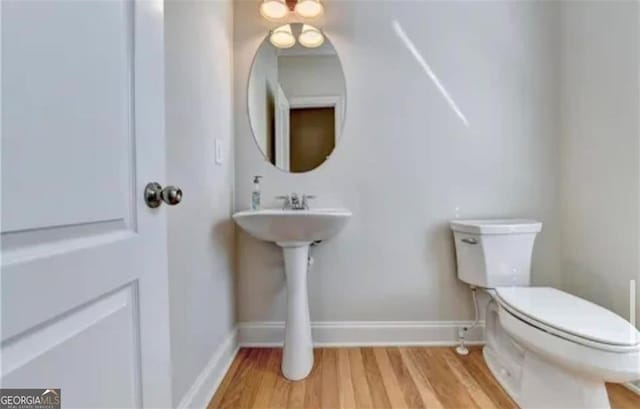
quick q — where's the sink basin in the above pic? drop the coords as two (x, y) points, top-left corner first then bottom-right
(232, 208), (352, 245)
(232, 207), (351, 380)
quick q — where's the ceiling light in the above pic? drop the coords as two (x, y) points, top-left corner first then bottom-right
(260, 0), (289, 21)
(298, 24), (324, 48)
(294, 0), (324, 19)
(270, 24), (296, 49)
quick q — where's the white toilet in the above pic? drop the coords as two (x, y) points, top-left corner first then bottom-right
(450, 219), (640, 409)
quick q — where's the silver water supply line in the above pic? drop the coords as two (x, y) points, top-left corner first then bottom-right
(456, 286), (480, 356)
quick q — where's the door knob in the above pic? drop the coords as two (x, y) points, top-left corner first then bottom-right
(145, 182), (183, 208)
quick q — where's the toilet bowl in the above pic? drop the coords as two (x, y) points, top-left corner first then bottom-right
(451, 219), (640, 409)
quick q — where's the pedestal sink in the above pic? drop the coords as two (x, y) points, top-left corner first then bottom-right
(232, 208), (352, 380)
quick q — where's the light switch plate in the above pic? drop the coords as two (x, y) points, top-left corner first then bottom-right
(215, 138), (223, 165)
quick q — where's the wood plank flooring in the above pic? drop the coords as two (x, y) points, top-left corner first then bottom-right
(208, 346), (640, 409)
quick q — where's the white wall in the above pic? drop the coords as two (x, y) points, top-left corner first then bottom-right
(559, 1), (640, 322)
(234, 1), (561, 325)
(278, 55), (345, 100)
(165, 0), (235, 406)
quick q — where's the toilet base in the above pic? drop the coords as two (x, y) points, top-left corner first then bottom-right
(486, 344), (611, 409)
(518, 350), (610, 409)
(483, 346), (521, 403)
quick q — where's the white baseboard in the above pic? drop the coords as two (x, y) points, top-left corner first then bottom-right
(237, 320), (484, 347)
(625, 381), (640, 395)
(177, 328), (239, 409)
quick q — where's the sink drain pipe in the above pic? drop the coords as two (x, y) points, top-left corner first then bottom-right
(308, 240), (322, 269)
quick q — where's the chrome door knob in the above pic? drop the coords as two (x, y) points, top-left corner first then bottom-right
(160, 185), (182, 205)
(145, 182), (183, 208)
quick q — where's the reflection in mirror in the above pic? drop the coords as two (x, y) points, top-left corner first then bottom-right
(248, 24), (346, 173)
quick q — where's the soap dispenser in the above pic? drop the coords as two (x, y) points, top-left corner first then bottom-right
(251, 176), (263, 210)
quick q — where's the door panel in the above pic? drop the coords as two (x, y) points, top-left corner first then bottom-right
(289, 107), (335, 173)
(1, 1), (171, 407)
(2, 286), (141, 408)
(2, 0), (134, 232)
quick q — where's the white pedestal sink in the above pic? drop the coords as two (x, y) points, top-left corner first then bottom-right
(232, 208), (351, 380)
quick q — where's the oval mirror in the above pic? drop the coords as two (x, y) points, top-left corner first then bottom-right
(248, 24), (346, 173)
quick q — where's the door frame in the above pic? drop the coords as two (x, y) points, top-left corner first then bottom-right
(273, 82), (291, 171)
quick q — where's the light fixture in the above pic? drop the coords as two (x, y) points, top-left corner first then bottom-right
(298, 24), (324, 48)
(270, 24), (296, 49)
(294, 0), (324, 19)
(259, 0), (289, 21)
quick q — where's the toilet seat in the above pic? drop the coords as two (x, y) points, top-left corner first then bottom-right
(495, 287), (640, 353)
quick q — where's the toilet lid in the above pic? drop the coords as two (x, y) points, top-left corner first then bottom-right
(496, 287), (640, 347)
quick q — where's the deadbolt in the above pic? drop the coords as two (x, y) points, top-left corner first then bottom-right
(145, 182), (183, 208)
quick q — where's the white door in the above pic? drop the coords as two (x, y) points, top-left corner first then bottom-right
(274, 84), (290, 171)
(1, 1), (172, 408)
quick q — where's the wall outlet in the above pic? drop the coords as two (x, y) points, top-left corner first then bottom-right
(215, 138), (223, 165)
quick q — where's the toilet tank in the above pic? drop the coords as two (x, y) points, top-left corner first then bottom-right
(450, 219), (542, 288)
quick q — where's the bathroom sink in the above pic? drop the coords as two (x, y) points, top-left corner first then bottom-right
(232, 207), (351, 381)
(232, 208), (352, 245)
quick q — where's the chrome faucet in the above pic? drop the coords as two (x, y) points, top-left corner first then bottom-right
(301, 194), (316, 210)
(276, 193), (316, 210)
(290, 193), (301, 209)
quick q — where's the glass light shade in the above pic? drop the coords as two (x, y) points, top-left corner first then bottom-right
(260, 0), (289, 21)
(294, 0), (324, 18)
(270, 24), (296, 49)
(298, 24), (324, 48)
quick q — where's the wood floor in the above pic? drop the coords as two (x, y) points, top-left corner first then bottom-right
(208, 347), (640, 409)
